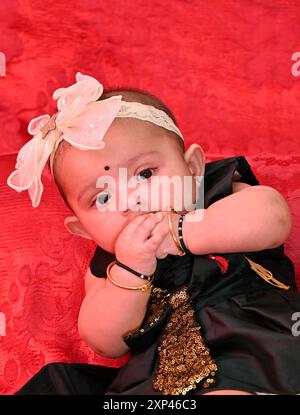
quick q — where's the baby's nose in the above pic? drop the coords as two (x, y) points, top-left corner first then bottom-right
(122, 199), (141, 214)
(122, 194), (142, 213)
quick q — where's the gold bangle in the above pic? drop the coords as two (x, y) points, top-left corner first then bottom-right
(106, 261), (154, 292)
(167, 208), (186, 256)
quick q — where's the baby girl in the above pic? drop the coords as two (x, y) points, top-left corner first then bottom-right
(8, 73), (300, 395)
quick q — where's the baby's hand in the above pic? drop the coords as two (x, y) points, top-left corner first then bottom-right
(152, 211), (182, 259)
(115, 212), (169, 276)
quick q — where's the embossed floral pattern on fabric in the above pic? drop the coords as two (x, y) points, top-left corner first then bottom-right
(1, 0), (300, 396)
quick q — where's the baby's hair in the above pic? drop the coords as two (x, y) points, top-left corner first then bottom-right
(49, 86), (184, 211)
(98, 87), (185, 153)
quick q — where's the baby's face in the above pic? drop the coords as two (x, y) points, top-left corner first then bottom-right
(56, 118), (202, 253)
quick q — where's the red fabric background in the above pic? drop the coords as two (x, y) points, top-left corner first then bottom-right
(0, 0), (300, 394)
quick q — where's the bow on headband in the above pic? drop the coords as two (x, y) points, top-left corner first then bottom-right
(7, 72), (123, 207)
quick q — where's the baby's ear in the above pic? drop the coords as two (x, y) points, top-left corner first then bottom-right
(64, 216), (93, 240)
(184, 143), (205, 177)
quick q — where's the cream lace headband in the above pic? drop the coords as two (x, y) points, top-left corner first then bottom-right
(7, 72), (184, 208)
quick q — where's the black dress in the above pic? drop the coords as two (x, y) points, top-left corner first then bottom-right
(16, 156), (300, 395)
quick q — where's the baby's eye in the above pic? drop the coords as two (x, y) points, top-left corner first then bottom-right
(136, 168), (155, 181)
(93, 192), (112, 207)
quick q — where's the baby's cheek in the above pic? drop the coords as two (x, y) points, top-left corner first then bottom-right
(87, 215), (120, 252)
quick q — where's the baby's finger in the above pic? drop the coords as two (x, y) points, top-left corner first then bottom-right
(150, 217), (168, 237)
(125, 213), (151, 235)
(145, 222), (169, 248)
(135, 212), (164, 241)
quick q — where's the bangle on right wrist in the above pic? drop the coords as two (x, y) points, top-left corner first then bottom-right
(106, 261), (154, 292)
(115, 259), (153, 281)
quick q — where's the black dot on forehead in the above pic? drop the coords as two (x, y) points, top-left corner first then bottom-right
(104, 165), (110, 171)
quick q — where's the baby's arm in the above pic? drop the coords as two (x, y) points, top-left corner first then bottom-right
(183, 183), (292, 255)
(78, 212), (168, 359)
(78, 266), (152, 358)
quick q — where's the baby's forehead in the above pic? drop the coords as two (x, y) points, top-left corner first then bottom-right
(54, 117), (180, 179)
(55, 136), (161, 178)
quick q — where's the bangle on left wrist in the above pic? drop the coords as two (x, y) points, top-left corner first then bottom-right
(168, 209), (186, 256)
(178, 214), (192, 255)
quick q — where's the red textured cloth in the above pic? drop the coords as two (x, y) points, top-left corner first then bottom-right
(0, 0), (300, 394)
(0, 157), (131, 395)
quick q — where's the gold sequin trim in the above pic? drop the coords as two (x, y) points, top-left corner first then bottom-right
(140, 287), (171, 330)
(152, 285), (218, 395)
(122, 287), (171, 338)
